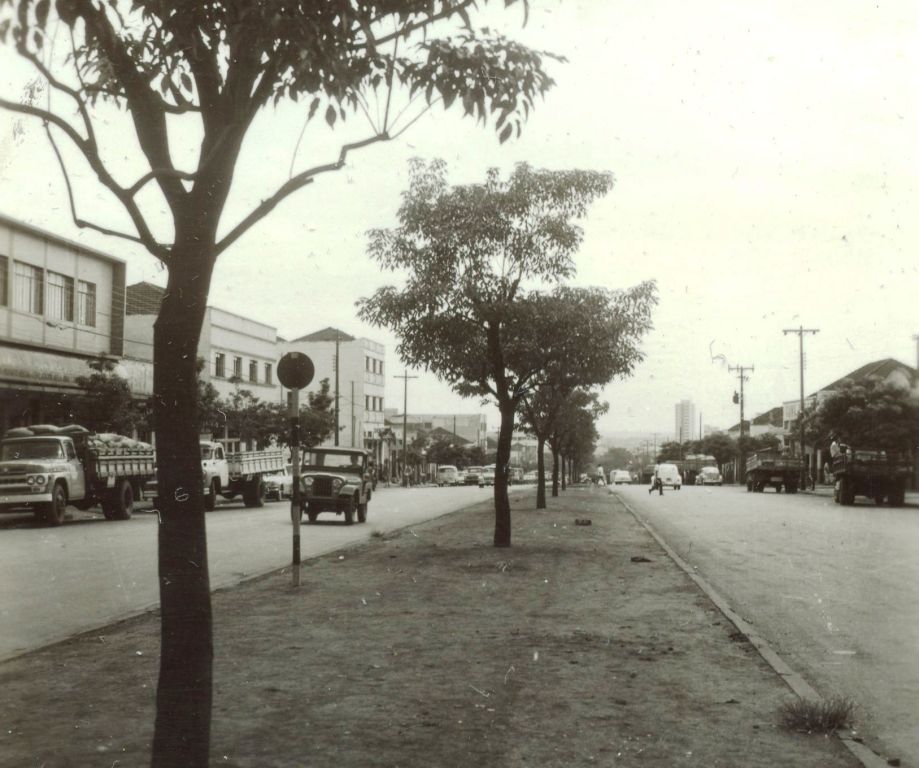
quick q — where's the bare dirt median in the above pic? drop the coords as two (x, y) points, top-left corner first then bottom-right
(0, 489), (858, 767)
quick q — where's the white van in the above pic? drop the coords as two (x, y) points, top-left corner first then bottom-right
(656, 463), (682, 490)
(436, 465), (459, 487)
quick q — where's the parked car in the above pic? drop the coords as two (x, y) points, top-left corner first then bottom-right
(523, 470), (538, 483)
(464, 466), (484, 485)
(695, 466), (723, 486)
(656, 463), (682, 490)
(479, 467), (495, 487)
(436, 465), (460, 486)
(264, 464), (294, 500)
(610, 469), (632, 485)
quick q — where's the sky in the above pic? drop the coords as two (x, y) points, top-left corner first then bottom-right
(1, 1), (917, 442)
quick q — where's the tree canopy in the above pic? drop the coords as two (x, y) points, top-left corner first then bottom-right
(805, 377), (919, 454)
(359, 159), (613, 545)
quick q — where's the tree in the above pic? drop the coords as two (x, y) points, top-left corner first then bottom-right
(0, 3), (558, 763)
(359, 160), (612, 546)
(548, 390), (606, 496)
(596, 446), (633, 471)
(301, 378), (336, 449)
(73, 356), (141, 434)
(517, 284), (656, 508)
(805, 377), (919, 454)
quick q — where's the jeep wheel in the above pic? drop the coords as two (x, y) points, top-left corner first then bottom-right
(41, 482), (68, 527)
(204, 479), (218, 511)
(357, 500), (368, 523)
(343, 495), (355, 525)
(303, 503), (318, 523)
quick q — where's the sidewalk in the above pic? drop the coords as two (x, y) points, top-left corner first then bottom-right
(0, 491), (860, 767)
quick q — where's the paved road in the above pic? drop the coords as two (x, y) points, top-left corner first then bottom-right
(0, 485), (493, 660)
(614, 483), (919, 766)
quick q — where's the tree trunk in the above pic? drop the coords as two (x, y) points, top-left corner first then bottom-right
(493, 400), (516, 547)
(151, 249), (215, 768)
(536, 436), (547, 509)
(551, 446), (560, 497)
(561, 453), (566, 491)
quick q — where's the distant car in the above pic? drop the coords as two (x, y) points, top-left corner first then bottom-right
(656, 463), (682, 490)
(464, 466), (484, 485)
(436, 465), (460, 486)
(610, 470), (632, 485)
(264, 464), (293, 500)
(696, 466), (723, 486)
(479, 467), (495, 487)
(523, 470), (538, 483)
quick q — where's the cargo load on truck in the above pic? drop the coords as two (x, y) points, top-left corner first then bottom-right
(0, 425), (155, 526)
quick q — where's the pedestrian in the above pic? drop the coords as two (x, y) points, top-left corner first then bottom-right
(829, 434), (841, 459)
(648, 464), (664, 495)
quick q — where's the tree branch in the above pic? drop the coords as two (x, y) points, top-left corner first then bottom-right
(43, 121), (156, 251)
(216, 132), (390, 256)
(126, 168), (198, 198)
(368, 1), (477, 47)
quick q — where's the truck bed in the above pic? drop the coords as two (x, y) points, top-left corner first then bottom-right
(746, 453), (803, 472)
(227, 449), (286, 478)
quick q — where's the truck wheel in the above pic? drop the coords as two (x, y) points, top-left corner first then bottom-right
(874, 493), (886, 506)
(774, 484), (783, 493)
(343, 496), (355, 525)
(889, 485), (905, 507)
(41, 482), (68, 526)
(204, 479), (218, 512)
(786, 484), (798, 494)
(242, 478), (265, 508)
(304, 503), (318, 523)
(838, 477), (853, 505)
(746, 480), (752, 492)
(357, 500), (368, 523)
(107, 479), (134, 520)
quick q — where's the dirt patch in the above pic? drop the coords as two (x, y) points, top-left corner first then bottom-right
(0, 491), (859, 767)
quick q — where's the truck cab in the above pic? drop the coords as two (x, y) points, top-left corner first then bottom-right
(0, 435), (87, 524)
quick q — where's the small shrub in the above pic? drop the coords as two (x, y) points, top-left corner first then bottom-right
(780, 696), (855, 733)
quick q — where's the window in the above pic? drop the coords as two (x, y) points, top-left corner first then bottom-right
(365, 356), (371, 372)
(249, 360), (258, 383)
(77, 280), (96, 327)
(378, 360), (383, 376)
(0, 255), (7, 306)
(47, 271), (74, 322)
(13, 262), (43, 314)
(233, 356), (242, 379)
(215, 353), (226, 378)
(365, 395), (370, 411)
(264, 363), (273, 385)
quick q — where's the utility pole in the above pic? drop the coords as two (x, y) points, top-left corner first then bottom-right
(784, 325), (819, 489)
(729, 364), (754, 485)
(333, 332), (341, 446)
(395, 370), (418, 487)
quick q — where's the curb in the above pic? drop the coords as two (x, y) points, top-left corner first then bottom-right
(613, 492), (895, 768)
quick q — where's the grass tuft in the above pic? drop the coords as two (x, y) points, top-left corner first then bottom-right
(779, 696), (856, 733)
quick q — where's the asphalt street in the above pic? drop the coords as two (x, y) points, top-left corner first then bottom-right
(0, 484), (492, 661)
(614, 482), (919, 767)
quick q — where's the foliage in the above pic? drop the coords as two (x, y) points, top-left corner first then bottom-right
(359, 159), (613, 546)
(301, 378), (336, 449)
(73, 357), (141, 434)
(804, 377), (919, 453)
(595, 446), (634, 470)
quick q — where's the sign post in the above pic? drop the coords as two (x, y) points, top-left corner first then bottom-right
(277, 352), (315, 587)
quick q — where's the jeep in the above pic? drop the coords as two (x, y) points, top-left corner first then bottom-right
(299, 448), (372, 524)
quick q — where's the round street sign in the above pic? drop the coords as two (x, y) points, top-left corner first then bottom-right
(277, 352), (315, 390)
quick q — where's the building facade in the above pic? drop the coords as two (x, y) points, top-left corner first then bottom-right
(281, 327), (387, 459)
(674, 399), (696, 442)
(125, 282), (284, 406)
(0, 215), (149, 432)
(387, 411), (488, 450)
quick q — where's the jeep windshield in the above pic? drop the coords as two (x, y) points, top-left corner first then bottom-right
(1, 439), (64, 461)
(302, 451), (365, 471)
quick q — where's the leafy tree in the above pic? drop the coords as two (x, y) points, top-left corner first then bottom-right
(805, 377), (919, 454)
(426, 434), (467, 467)
(655, 440), (684, 462)
(73, 357), (141, 434)
(359, 160), (612, 546)
(596, 446), (633, 471)
(698, 433), (736, 466)
(548, 390), (606, 496)
(301, 378), (336, 449)
(517, 284), (656, 508)
(0, 3), (557, 762)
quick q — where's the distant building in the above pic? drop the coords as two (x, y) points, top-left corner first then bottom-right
(282, 327), (386, 460)
(674, 399), (696, 442)
(125, 282), (284, 405)
(387, 410), (487, 449)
